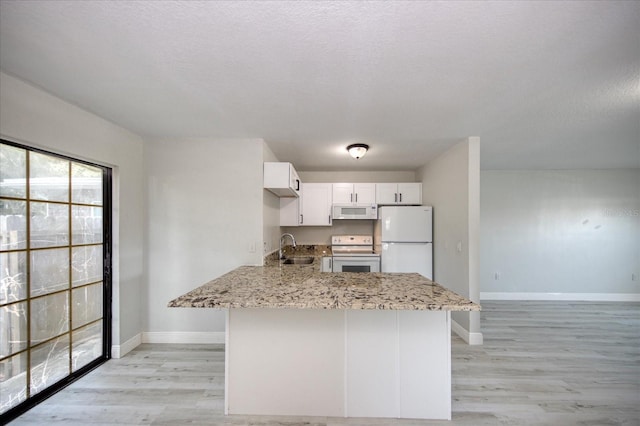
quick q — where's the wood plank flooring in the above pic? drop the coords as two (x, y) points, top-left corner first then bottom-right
(9, 301), (640, 425)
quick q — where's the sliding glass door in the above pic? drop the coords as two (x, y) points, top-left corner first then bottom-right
(0, 140), (111, 419)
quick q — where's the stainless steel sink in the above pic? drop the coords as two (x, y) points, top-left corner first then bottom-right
(282, 256), (314, 265)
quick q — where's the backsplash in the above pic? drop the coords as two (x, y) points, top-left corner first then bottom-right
(264, 244), (331, 266)
(281, 220), (375, 245)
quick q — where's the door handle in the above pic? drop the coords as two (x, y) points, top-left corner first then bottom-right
(300, 214), (303, 224)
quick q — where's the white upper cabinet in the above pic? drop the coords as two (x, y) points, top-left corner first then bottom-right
(264, 162), (301, 197)
(301, 183), (333, 226)
(280, 196), (300, 226)
(376, 183), (398, 205)
(332, 183), (376, 205)
(376, 183), (422, 205)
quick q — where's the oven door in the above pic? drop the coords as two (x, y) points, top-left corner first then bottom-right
(332, 256), (380, 273)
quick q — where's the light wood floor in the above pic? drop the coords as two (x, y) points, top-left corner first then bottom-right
(9, 301), (640, 425)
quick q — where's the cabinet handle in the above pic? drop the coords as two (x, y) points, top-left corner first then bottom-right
(394, 193), (398, 203)
(300, 214), (303, 224)
(355, 193), (358, 203)
(399, 193), (402, 203)
(350, 193), (353, 202)
(295, 179), (300, 191)
(328, 215), (332, 224)
(329, 258), (332, 270)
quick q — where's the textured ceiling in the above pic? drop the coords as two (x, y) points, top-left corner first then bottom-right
(0, 0), (638, 171)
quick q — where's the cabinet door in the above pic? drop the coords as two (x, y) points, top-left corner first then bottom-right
(375, 183), (398, 205)
(346, 310), (398, 417)
(264, 162), (300, 197)
(301, 183), (332, 226)
(280, 197), (300, 226)
(289, 165), (301, 194)
(397, 183), (422, 205)
(354, 183), (376, 205)
(332, 183), (354, 204)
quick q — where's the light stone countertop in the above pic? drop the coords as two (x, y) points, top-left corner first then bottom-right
(168, 252), (480, 311)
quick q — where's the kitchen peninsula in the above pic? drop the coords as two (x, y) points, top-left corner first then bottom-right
(169, 256), (479, 420)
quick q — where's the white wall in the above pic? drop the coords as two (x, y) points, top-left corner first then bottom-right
(283, 221), (375, 246)
(480, 169), (640, 300)
(299, 171), (415, 183)
(416, 137), (481, 344)
(262, 143), (282, 255)
(144, 138), (264, 337)
(0, 72), (145, 353)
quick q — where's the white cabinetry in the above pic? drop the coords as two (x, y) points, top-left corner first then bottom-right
(264, 162), (301, 197)
(280, 197), (300, 226)
(332, 183), (376, 205)
(321, 256), (333, 272)
(227, 309), (452, 419)
(301, 183), (332, 226)
(376, 183), (422, 205)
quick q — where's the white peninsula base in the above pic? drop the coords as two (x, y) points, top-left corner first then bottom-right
(225, 308), (451, 420)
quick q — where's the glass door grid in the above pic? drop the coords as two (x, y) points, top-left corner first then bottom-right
(0, 140), (111, 417)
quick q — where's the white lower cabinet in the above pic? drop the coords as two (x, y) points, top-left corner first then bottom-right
(321, 256), (333, 272)
(345, 310), (450, 419)
(345, 311), (398, 417)
(226, 309), (452, 419)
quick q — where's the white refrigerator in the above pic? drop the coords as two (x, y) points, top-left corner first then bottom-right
(374, 206), (433, 279)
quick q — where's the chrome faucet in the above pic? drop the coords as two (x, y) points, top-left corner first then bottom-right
(279, 233), (296, 259)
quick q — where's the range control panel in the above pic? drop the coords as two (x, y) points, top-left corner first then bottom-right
(331, 235), (373, 245)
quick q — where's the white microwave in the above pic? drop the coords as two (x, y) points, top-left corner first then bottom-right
(332, 204), (378, 220)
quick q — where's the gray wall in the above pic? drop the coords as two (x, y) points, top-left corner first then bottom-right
(299, 171), (415, 183)
(0, 72), (145, 352)
(480, 169), (640, 299)
(417, 137), (481, 344)
(144, 138), (265, 335)
(263, 142), (283, 256)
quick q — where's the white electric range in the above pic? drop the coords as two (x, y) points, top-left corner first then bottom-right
(331, 235), (381, 273)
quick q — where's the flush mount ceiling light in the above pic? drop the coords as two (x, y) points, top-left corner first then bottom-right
(347, 143), (369, 159)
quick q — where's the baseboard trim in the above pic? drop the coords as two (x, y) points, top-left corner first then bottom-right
(480, 292), (640, 302)
(451, 320), (483, 346)
(142, 331), (226, 344)
(112, 333), (142, 359)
